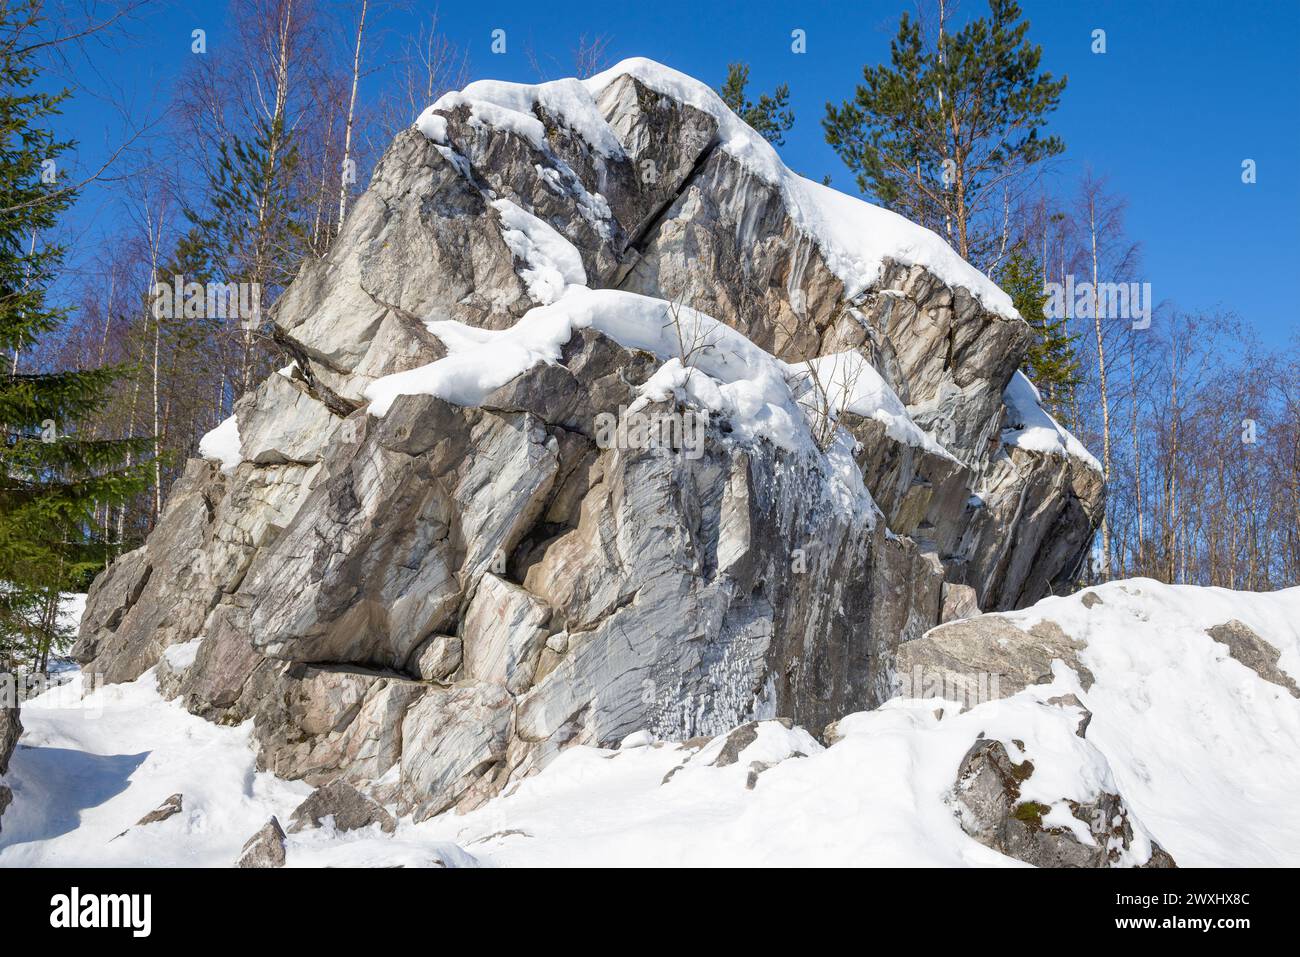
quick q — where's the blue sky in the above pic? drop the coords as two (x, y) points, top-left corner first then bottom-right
(53, 0), (1300, 345)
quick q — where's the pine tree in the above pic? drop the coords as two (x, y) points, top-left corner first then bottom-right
(719, 63), (794, 146)
(823, 0), (1066, 270)
(1000, 251), (1080, 422)
(0, 0), (152, 671)
(185, 111), (307, 394)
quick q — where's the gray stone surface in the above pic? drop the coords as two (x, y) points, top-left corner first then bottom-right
(399, 682), (513, 822)
(461, 573), (551, 695)
(71, 63), (1104, 826)
(237, 816), (287, 868)
(287, 779), (397, 834)
(952, 737), (1174, 868)
(1207, 619), (1300, 698)
(896, 615), (1093, 708)
(410, 635), (462, 682)
(0, 687), (18, 776)
(940, 582), (981, 623)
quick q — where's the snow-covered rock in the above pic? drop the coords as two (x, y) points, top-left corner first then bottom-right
(287, 780), (396, 835)
(950, 736), (1175, 868)
(69, 59), (1104, 834)
(0, 686), (18, 834)
(237, 817), (286, 869)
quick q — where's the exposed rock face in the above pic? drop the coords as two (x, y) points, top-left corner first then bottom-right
(959, 446), (1103, 609)
(0, 690), (17, 775)
(952, 738), (1175, 868)
(135, 793), (183, 827)
(1206, 619), (1300, 698)
(895, 615), (1094, 708)
(288, 780), (397, 834)
(237, 817), (287, 869)
(72, 60), (1102, 825)
(0, 684), (19, 833)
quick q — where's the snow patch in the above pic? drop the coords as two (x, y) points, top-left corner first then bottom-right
(6, 582), (1299, 867)
(162, 639), (202, 671)
(1002, 371), (1101, 471)
(491, 198), (587, 304)
(791, 351), (956, 460)
(198, 415), (242, 473)
(429, 77), (627, 160)
(1000, 579), (1300, 866)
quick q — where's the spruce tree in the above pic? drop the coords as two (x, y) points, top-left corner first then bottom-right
(823, 0), (1066, 269)
(0, 0), (152, 671)
(1000, 251), (1080, 423)
(185, 112), (306, 393)
(719, 63), (794, 146)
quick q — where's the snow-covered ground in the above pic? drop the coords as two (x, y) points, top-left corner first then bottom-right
(2, 579), (1297, 867)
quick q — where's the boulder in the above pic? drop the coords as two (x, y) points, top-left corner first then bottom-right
(135, 793), (183, 827)
(1206, 619), (1300, 698)
(952, 737), (1174, 868)
(237, 817), (287, 868)
(711, 720), (789, 768)
(895, 615), (1093, 709)
(287, 780), (396, 835)
(410, 635), (462, 682)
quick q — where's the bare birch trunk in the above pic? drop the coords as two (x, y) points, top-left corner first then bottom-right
(336, 0), (368, 234)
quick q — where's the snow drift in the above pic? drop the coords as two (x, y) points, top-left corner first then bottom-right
(4, 580), (1297, 866)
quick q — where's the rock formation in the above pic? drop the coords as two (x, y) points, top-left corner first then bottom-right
(73, 60), (1102, 826)
(0, 685), (17, 833)
(237, 817), (287, 869)
(951, 737), (1176, 868)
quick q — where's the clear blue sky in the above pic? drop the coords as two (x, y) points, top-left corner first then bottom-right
(53, 0), (1300, 345)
